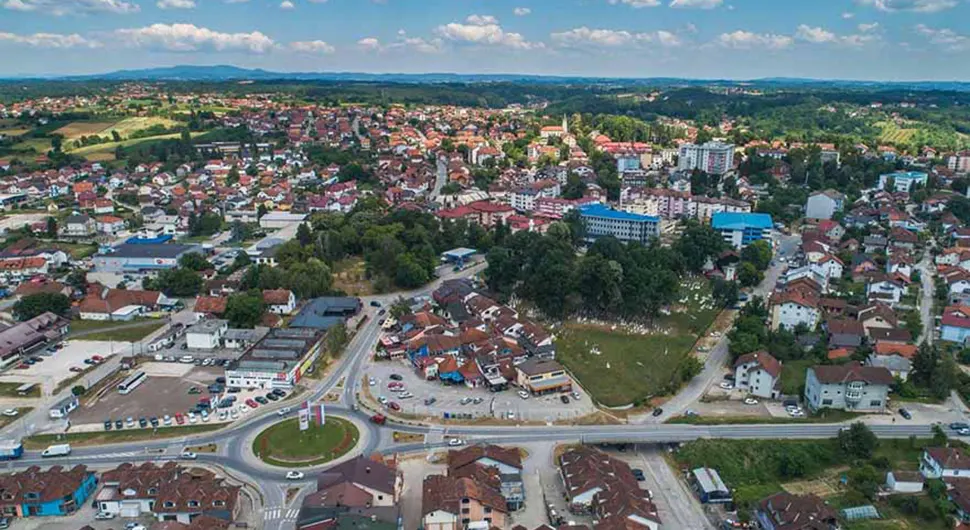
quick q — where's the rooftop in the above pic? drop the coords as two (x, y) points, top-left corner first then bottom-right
(711, 212), (774, 230)
(579, 203), (659, 222)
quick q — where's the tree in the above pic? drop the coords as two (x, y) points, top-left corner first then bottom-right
(297, 223), (312, 246)
(741, 240), (773, 271)
(257, 204), (268, 219)
(225, 290), (265, 329)
(562, 172), (587, 200)
(389, 296), (412, 319)
(65, 269), (88, 291)
(147, 268), (203, 297)
(45, 216), (57, 238)
(711, 278), (739, 307)
(178, 252), (212, 272)
(13, 293), (71, 321)
(324, 323), (349, 358)
(737, 262), (762, 288)
(838, 422), (878, 459)
(227, 166), (240, 185)
(71, 385), (86, 396)
(675, 221), (725, 272)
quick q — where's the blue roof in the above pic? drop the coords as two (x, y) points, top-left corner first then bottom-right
(443, 247), (477, 259)
(580, 203), (659, 222)
(712, 212), (773, 230)
(881, 171), (927, 179)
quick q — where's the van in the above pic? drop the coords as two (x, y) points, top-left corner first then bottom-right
(179, 355), (194, 363)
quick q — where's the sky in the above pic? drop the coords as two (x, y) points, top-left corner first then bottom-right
(1, 0), (970, 80)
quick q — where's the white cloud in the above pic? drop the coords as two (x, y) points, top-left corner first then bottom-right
(795, 25), (838, 43)
(915, 24), (969, 50)
(279, 0), (293, 8)
(669, 0), (722, 8)
(114, 23), (276, 53)
(551, 26), (681, 48)
(842, 11), (855, 18)
(436, 17), (541, 50)
(224, 0), (247, 3)
(606, 0), (661, 7)
(513, 6), (531, 16)
(1, 0), (139, 15)
(290, 40), (334, 53)
(157, 0), (195, 8)
(357, 37), (381, 51)
(0, 31), (101, 48)
(717, 30), (793, 49)
(856, 0), (957, 13)
(795, 23), (880, 46)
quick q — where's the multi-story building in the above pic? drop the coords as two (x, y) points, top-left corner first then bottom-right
(769, 290), (820, 331)
(711, 212), (773, 250)
(878, 171), (928, 192)
(804, 362), (893, 412)
(677, 141), (735, 175)
(733, 351), (783, 399)
(692, 196), (751, 223)
(0, 465), (96, 518)
(805, 190), (845, 220)
(948, 150), (970, 174)
(579, 203), (660, 245)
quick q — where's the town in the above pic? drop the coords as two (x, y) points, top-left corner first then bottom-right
(0, 53), (969, 530)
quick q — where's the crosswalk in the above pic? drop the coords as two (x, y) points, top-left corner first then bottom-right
(88, 451), (141, 460)
(263, 507), (299, 522)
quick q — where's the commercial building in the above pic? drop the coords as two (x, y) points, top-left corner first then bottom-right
(878, 171), (928, 193)
(48, 395), (79, 419)
(0, 465), (97, 517)
(712, 212), (773, 250)
(0, 312), (70, 368)
(258, 212), (307, 230)
(677, 141), (735, 175)
(579, 203), (660, 245)
(225, 328), (325, 389)
(289, 297), (361, 330)
(92, 244), (201, 273)
(186, 319), (228, 350)
(515, 359), (572, 395)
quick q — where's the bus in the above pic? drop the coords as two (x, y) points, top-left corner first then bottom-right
(15, 383), (36, 396)
(117, 371), (147, 395)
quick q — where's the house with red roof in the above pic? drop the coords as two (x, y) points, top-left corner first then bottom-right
(733, 351), (782, 399)
(941, 305), (970, 344)
(769, 289), (820, 331)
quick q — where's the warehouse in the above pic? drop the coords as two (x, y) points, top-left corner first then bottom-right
(224, 328), (324, 389)
(92, 244), (202, 273)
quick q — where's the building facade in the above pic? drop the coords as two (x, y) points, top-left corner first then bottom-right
(677, 141), (735, 175)
(579, 203), (660, 245)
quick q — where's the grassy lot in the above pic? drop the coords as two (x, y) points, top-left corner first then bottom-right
(52, 242), (98, 259)
(69, 320), (167, 342)
(0, 408), (33, 430)
(68, 131), (201, 161)
(668, 408), (861, 425)
(556, 279), (719, 407)
(0, 382), (40, 398)
(674, 436), (953, 529)
(0, 128), (31, 137)
(252, 417), (359, 467)
(780, 359), (815, 396)
(331, 257), (374, 296)
(24, 423), (223, 449)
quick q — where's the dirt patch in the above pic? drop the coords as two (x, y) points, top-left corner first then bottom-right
(782, 474), (843, 498)
(55, 121), (116, 140)
(285, 487), (301, 504)
(392, 431), (425, 444)
(186, 443), (217, 453)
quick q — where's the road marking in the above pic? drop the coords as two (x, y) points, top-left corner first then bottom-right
(286, 509), (299, 519)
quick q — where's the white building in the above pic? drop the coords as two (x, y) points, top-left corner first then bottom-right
(733, 351), (782, 399)
(769, 291), (821, 331)
(225, 328), (323, 389)
(804, 363), (893, 412)
(677, 141), (735, 175)
(805, 190), (845, 220)
(878, 171), (927, 193)
(920, 447), (970, 479)
(185, 319), (227, 350)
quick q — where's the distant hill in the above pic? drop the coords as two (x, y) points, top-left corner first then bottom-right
(3, 65), (970, 91)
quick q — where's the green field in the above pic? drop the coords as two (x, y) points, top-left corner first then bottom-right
(876, 121), (917, 145)
(52, 242), (98, 259)
(0, 128), (31, 137)
(253, 417), (359, 467)
(68, 131), (201, 161)
(0, 382), (40, 398)
(556, 280), (719, 407)
(69, 320), (167, 342)
(668, 408), (860, 425)
(12, 137), (52, 153)
(24, 423), (223, 449)
(780, 359), (814, 396)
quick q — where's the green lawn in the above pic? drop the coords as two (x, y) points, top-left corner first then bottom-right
(780, 359), (814, 396)
(0, 382), (40, 398)
(556, 280), (719, 407)
(253, 417), (358, 467)
(68, 320), (166, 342)
(24, 423), (223, 449)
(52, 242), (98, 259)
(668, 408), (862, 425)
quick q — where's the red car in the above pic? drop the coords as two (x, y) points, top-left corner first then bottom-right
(91, 355), (104, 362)
(370, 414), (387, 425)
(175, 413), (185, 425)
(387, 382), (403, 390)
(245, 399), (258, 408)
(15, 364), (29, 370)
(69, 367), (83, 373)
(388, 402), (401, 411)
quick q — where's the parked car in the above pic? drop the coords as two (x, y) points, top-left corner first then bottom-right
(517, 390), (530, 399)
(1, 409), (17, 417)
(652, 408), (663, 417)
(424, 396), (437, 406)
(138, 417), (147, 428)
(571, 391), (581, 400)
(175, 413), (184, 425)
(560, 395), (570, 404)
(899, 408), (912, 420)
(163, 415), (172, 426)
(150, 417), (159, 427)
(632, 468), (646, 481)
(743, 397), (759, 405)
(266, 393), (279, 401)
(94, 512), (115, 520)
(103, 420), (112, 431)
(115, 419), (124, 429)
(389, 373), (403, 381)
(950, 422), (970, 431)
(255, 396), (268, 405)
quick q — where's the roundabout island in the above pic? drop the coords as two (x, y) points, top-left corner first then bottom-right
(252, 416), (360, 468)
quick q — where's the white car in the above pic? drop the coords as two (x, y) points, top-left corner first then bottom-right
(126, 417), (135, 427)
(94, 512), (115, 520)
(399, 392), (414, 399)
(571, 391), (581, 400)
(286, 471), (305, 480)
(368, 377), (377, 386)
(378, 396), (388, 405)
(180, 451), (197, 460)
(163, 415), (172, 426)
(506, 411), (516, 420)
(518, 390), (530, 399)
(239, 405), (250, 414)
(187, 412), (197, 423)
(278, 407), (292, 416)
(201, 411), (210, 422)
(230, 409), (239, 419)
(448, 438), (465, 446)
(959, 428), (970, 436)
(179, 355), (194, 363)
(219, 411), (228, 421)
(1, 409), (17, 417)
(743, 397), (759, 405)
(719, 382), (734, 390)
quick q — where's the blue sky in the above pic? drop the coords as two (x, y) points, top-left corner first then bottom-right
(1, 0), (969, 79)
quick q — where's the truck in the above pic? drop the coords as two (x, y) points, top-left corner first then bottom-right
(0, 439), (23, 460)
(370, 414), (387, 425)
(41, 444), (71, 458)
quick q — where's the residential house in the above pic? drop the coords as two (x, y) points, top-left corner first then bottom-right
(96, 215), (126, 236)
(920, 447), (970, 479)
(558, 447), (661, 529)
(858, 303), (899, 338)
(316, 456), (402, 507)
(805, 190), (846, 220)
(867, 354), (912, 381)
(732, 351), (782, 399)
(885, 470), (924, 494)
(0, 465), (97, 518)
(941, 305), (970, 344)
(448, 445), (524, 511)
(804, 362), (893, 412)
(769, 290), (821, 331)
(59, 214), (95, 238)
(866, 274), (906, 306)
(422, 475), (508, 530)
(262, 289), (296, 315)
(756, 492), (838, 530)
(826, 318), (865, 350)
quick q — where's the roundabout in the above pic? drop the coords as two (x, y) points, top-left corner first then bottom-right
(252, 416), (360, 468)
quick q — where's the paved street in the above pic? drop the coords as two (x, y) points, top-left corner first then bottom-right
(917, 250), (936, 345)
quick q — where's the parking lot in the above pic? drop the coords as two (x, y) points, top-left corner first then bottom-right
(366, 359), (596, 423)
(0, 340), (126, 396)
(72, 362), (292, 428)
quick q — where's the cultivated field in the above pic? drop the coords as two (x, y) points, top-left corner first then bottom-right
(12, 137), (51, 153)
(0, 128), (31, 137)
(54, 121), (117, 140)
(69, 131), (200, 161)
(876, 121), (917, 144)
(100, 117), (180, 137)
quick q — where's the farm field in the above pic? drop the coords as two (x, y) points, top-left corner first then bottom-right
(555, 279), (719, 407)
(54, 121), (117, 140)
(0, 128), (31, 137)
(69, 131), (200, 161)
(12, 137), (52, 153)
(876, 121), (917, 144)
(100, 117), (180, 137)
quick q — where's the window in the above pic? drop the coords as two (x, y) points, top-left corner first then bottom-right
(462, 508), (470, 515)
(822, 399), (833, 405)
(485, 507), (492, 513)
(378, 495), (383, 501)
(187, 500), (199, 508)
(148, 488), (157, 495)
(461, 498), (470, 504)
(462, 519), (470, 525)
(163, 501), (175, 509)
(213, 500), (225, 507)
(870, 400), (881, 407)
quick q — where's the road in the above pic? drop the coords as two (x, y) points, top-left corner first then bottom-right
(431, 156), (447, 201)
(644, 232), (800, 423)
(917, 251), (936, 345)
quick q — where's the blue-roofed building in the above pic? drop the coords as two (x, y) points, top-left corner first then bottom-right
(92, 244), (202, 273)
(879, 171), (927, 193)
(579, 204), (660, 245)
(712, 212), (773, 250)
